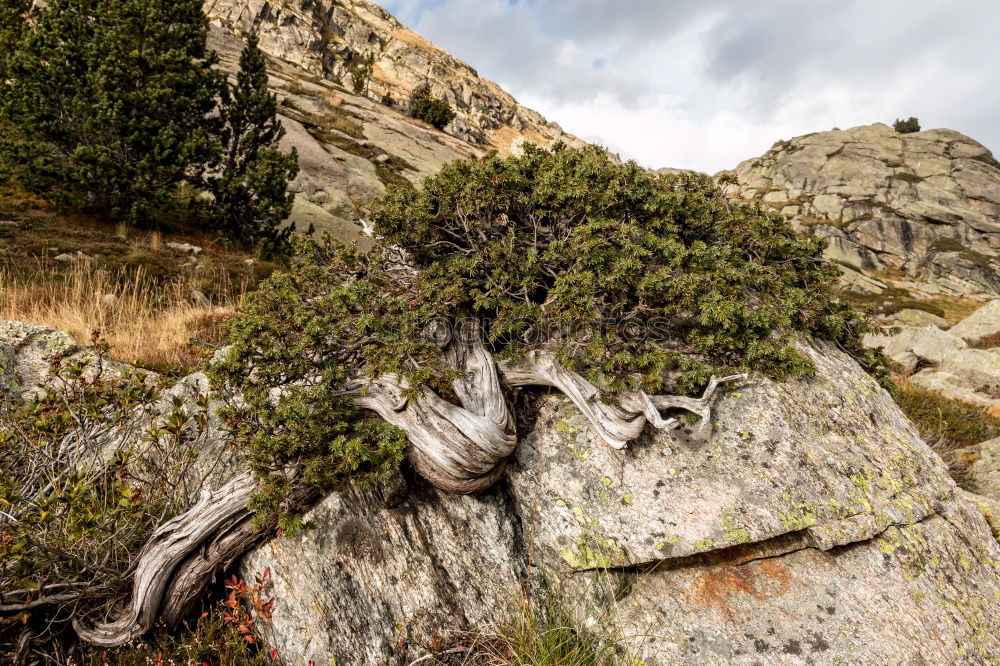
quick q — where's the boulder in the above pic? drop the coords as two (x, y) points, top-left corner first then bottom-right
(909, 370), (1000, 410)
(937, 348), (1000, 390)
(0, 320), (83, 398)
(863, 325), (966, 371)
(242, 342), (1000, 664)
(240, 483), (524, 665)
(892, 308), (950, 328)
(948, 300), (1000, 346)
(969, 436), (1000, 503)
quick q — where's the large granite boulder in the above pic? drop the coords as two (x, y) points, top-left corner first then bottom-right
(241, 342), (1000, 665)
(240, 483), (525, 664)
(720, 123), (1000, 301)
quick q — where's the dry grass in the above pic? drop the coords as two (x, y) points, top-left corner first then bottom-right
(0, 261), (245, 373)
(970, 331), (1000, 350)
(893, 376), (1000, 485)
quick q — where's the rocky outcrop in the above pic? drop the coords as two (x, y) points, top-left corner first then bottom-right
(720, 123), (1000, 308)
(242, 341), (1000, 664)
(204, 0), (582, 153)
(865, 300), (1000, 412)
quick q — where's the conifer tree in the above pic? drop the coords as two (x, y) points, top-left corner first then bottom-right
(2, 0), (222, 221)
(0, 0), (31, 79)
(209, 33), (299, 251)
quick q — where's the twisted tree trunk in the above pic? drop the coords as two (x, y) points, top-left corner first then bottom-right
(72, 472), (258, 647)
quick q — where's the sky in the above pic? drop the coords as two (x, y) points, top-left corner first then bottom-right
(383, 0), (1000, 174)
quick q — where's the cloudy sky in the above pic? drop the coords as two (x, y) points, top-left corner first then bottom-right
(383, 0), (1000, 173)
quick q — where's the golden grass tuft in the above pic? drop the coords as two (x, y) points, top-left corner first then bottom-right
(0, 261), (244, 373)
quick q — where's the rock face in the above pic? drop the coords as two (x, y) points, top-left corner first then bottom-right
(205, 0), (582, 153)
(206, 24), (475, 244)
(241, 483), (525, 663)
(242, 341), (1000, 665)
(721, 123), (1000, 305)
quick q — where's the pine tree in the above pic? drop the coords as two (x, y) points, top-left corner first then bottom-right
(0, 0), (33, 188)
(2, 0), (222, 221)
(0, 0), (31, 79)
(209, 33), (299, 252)
(408, 83), (456, 131)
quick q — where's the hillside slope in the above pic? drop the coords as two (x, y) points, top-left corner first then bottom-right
(205, 0), (583, 242)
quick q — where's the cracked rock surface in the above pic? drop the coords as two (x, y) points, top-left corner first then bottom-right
(241, 341), (1000, 665)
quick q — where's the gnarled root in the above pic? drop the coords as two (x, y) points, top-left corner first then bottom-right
(72, 472), (258, 647)
(501, 350), (746, 448)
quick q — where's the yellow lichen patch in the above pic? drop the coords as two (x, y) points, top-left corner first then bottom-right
(721, 511), (751, 545)
(780, 498), (819, 532)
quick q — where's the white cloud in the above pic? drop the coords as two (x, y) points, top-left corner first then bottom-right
(384, 0), (1000, 172)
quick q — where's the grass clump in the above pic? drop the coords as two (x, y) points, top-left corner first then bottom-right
(894, 380), (1000, 483)
(479, 597), (625, 665)
(895, 381), (1000, 447)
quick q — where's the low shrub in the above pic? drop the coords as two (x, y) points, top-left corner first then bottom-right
(91, 571), (276, 666)
(408, 83), (457, 130)
(893, 117), (921, 134)
(0, 339), (220, 660)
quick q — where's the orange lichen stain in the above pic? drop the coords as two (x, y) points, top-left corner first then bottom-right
(687, 559), (794, 620)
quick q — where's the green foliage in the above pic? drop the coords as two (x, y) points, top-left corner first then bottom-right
(408, 83), (457, 131)
(893, 117), (921, 133)
(370, 143), (888, 395)
(208, 238), (411, 528)
(352, 53), (375, 95)
(209, 33), (299, 253)
(0, 0), (31, 80)
(1, 0), (222, 222)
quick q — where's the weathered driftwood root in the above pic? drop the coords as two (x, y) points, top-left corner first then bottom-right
(500, 350), (746, 448)
(72, 472), (258, 647)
